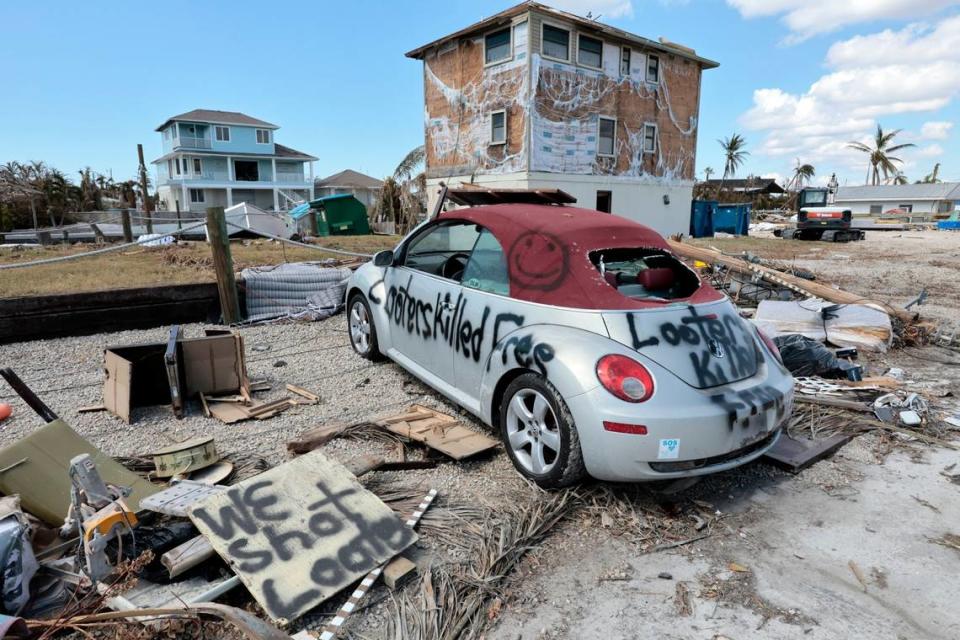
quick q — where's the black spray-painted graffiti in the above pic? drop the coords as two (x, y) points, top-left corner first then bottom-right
(710, 385), (787, 430)
(383, 274), (490, 362)
(486, 312), (555, 376)
(507, 230), (569, 292)
(191, 478), (414, 621)
(626, 305), (756, 389)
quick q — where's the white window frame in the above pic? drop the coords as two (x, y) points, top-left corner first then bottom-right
(490, 110), (507, 146)
(577, 33), (604, 70)
(256, 128), (271, 144)
(189, 188), (205, 203)
(215, 126), (231, 142)
(483, 25), (513, 67)
(642, 122), (658, 154)
(597, 116), (617, 158)
(646, 54), (660, 84)
(192, 157), (203, 175)
(620, 46), (632, 77)
(541, 22), (571, 63)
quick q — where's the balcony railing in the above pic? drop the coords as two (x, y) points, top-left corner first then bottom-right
(275, 172), (308, 183)
(165, 171), (229, 183)
(174, 136), (212, 150)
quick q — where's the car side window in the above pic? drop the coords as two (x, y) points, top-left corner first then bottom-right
(461, 229), (509, 296)
(403, 221), (481, 281)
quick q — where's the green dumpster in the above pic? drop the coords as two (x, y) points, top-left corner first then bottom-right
(307, 194), (371, 236)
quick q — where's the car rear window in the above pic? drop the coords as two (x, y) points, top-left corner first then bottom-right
(589, 248), (700, 301)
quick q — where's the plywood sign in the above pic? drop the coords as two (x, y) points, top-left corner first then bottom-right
(188, 450), (416, 624)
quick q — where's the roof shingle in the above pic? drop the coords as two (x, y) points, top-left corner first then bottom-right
(155, 109), (279, 131)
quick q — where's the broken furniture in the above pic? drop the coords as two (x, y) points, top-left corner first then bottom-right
(103, 326), (251, 423)
(755, 301), (893, 353)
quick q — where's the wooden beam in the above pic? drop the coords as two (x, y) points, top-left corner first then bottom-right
(205, 207), (242, 325)
(666, 239), (916, 323)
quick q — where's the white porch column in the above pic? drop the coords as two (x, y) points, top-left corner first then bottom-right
(309, 161), (314, 182)
(271, 158), (277, 183)
(181, 183), (188, 212)
(227, 156), (234, 181)
(273, 188), (280, 212)
(227, 187), (233, 208)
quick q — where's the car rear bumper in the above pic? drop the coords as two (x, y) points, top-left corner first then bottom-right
(566, 363), (794, 482)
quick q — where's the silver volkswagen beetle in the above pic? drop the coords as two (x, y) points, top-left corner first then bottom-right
(346, 204), (793, 488)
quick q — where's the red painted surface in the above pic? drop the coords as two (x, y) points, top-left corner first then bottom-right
(440, 204), (724, 309)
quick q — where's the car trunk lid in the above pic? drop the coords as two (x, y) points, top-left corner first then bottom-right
(602, 300), (760, 389)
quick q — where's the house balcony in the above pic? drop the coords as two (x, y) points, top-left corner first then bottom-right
(173, 136), (212, 150)
(161, 173), (311, 187)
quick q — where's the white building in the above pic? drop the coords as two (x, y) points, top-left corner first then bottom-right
(834, 183), (960, 219)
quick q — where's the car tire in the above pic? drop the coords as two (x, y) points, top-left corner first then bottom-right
(347, 294), (383, 361)
(499, 373), (586, 489)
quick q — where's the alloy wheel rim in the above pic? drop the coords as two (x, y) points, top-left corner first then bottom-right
(505, 388), (561, 475)
(349, 302), (370, 353)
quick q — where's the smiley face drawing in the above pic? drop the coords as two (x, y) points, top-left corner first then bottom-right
(508, 230), (569, 291)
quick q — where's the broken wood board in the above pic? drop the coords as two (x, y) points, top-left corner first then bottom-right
(380, 405), (498, 460)
(0, 419), (159, 524)
(208, 398), (294, 424)
(762, 433), (856, 473)
(287, 423), (349, 454)
(188, 450), (415, 625)
(286, 384), (320, 404)
(140, 480), (227, 517)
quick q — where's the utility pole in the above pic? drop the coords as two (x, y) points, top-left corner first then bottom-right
(205, 207), (241, 324)
(137, 144), (153, 234)
(121, 209), (133, 243)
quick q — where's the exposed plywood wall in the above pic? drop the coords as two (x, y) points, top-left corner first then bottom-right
(421, 11), (703, 184)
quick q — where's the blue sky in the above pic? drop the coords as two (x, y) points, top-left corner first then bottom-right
(2, 0), (957, 187)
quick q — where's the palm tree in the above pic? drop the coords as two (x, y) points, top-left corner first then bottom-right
(890, 172), (909, 185)
(719, 134), (749, 179)
(703, 167), (714, 181)
(920, 163), (941, 184)
(789, 160), (816, 191)
(847, 125), (915, 186)
(391, 146), (426, 231)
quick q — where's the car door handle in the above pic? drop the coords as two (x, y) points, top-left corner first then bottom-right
(439, 301), (455, 310)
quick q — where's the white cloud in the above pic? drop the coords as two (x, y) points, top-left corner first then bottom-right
(921, 121), (954, 140)
(549, 0), (634, 19)
(727, 0), (960, 42)
(916, 143), (945, 157)
(739, 14), (960, 178)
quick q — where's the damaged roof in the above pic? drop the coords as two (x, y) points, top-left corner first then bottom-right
(405, 1), (719, 69)
(835, 182), (960, 202)
(315, 169), (384, 190)
(155, 109), (279, 131)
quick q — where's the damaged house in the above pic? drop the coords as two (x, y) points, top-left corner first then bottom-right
(406, 1), (718, 235)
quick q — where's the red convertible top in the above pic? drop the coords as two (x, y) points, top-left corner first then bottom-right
(438, 204), (723, 309)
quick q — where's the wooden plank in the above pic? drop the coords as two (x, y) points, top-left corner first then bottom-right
(762, 433), (855, 472)
(207, 402), (251, 424)
(379, 405), (498, 460)
(286, 384), (320, 404)
(383, 556), (417, 590)
(188, 451), (416, 625)
(287, 423), (350, 454)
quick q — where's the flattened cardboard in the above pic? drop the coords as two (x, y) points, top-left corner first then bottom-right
(381, 405), (499, 460)
(0, 419), (159, 524)
(182, 335), (243, 396)
(103, 351), (132, 423)
(188, 450), (417, 624)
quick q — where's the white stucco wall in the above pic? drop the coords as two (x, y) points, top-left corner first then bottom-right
(427, 172), (692, 237)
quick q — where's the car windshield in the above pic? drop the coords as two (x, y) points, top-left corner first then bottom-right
(589, 248), (700, 301)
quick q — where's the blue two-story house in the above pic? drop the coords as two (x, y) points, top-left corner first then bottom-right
(152, 109), (317, 213)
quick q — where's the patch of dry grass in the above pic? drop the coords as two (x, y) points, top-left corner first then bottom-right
(0, 235), (400, 298)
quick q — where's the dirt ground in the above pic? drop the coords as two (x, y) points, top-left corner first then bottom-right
(0, 229), (957, 638)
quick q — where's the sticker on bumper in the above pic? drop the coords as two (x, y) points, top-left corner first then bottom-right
(658, 439), (680, 459)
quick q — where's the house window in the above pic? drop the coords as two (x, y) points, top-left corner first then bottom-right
(542, 24), (570, 61)
(620, 47), (631, 76)
(869, 205), (882, 214)
(193, 158), (202, 174)
(898, 204), (913, 213)
(598, 117), (616, 157)
(189, 188), (205, 203)
(164, 127), (172, 140)
(490, 110), (507, 145)
(181, 158), (190, 173)
(596, 190), (612, 213)
(646, 54), (660, 83)
(484, 27), (511, 65)
(256, 129), (271, 144)
(578, 34), (603, 68)
(215, 126), (230, 141)
(643, 123), (657, 154)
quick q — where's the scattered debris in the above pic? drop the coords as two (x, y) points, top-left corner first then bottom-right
(756, 301), (893, 353)
(929, 533), (960, 556)
(149, 437), (219, 478)
(728, 562), (750, 573)
(848, 560), (868, 592)
(674, 581), (692, 616)
(287, 384), (321, 404)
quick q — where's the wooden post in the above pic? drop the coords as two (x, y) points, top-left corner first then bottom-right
(121, 209), (133, 243)
(175, 201), (182, 231)
(205, 207), (241, 324)
(137, 144), (153, 234)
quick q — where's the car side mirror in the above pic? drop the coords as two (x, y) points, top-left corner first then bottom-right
(373, 250), (394, 267)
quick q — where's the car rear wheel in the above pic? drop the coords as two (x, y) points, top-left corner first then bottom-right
(500, 374), (585, 489)
(348, 294), (383, 361)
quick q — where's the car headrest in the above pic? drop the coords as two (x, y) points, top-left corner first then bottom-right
(603, 271), (619, 288)
(637, 268), (674, 290)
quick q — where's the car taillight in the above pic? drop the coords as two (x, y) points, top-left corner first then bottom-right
(756, 327), (782, 364)
(596, 355), (655, 403)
